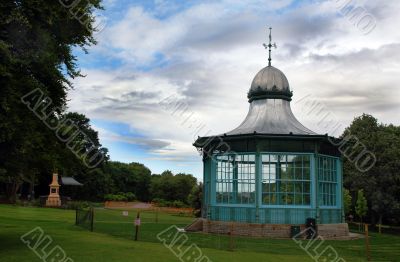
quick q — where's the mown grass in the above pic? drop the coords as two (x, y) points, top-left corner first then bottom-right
(0, 204), (399, 261)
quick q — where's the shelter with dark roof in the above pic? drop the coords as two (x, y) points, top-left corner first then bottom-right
(193, 29), (348, 238)
(60, 177), (83, 186)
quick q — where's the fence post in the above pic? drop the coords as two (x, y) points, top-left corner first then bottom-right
(229, 223), (235, 251)
(90, 207), (94, 232)
(135, 212), (141, 241)
(365, 224), (371, 261)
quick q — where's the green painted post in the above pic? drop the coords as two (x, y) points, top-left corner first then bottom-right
(204, 158), (211, 219)
(255, 153), (261, 223)
(233, 155), (238, 204)
(314, 154), (320, 224)
(210, 157), (216, 207)
(276, 155), (281, 205)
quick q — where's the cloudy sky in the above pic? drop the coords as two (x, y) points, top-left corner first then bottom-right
(68, 0), (400, 179)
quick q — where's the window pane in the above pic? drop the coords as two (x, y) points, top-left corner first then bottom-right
(318, 156), (338, 206)
(216, 154), (256, 204)
(262, 153), (311, 206)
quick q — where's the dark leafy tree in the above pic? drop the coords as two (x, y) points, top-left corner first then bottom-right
(150, 171), (197, 204)
(0, 0), (103, 202)
(342, 114), (400, 225)
(188, 182), (203, 210)
(102, 161), (152, 201)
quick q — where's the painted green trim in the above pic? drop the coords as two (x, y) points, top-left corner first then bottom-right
(193, 133), (335, 148)
(259, 151), (314, 155)
(311, 153), (316, 209)
(210, 158), (216, 206)
(315, 153), (320, 224)
(213, 204), (255, 208)
(317, 153), (341, 159)
(260, 205), (313, 209)
(233, 156), (238, 203)
(214, 152), (257, 156)
(255, 152), (261, 222)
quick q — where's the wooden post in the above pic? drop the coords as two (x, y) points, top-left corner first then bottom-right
(90, 207), (94, 232)
(365, 224), (371, 261)
(134, 212), (141, 241)
(229, 223), (234, 251)
(378, 224), (381, 234)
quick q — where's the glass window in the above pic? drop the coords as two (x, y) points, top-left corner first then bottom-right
(215, 154), (255, 204)
(262, 154), (311, 206)
(236, 154), (256, 204)
(318, 156), (337, 206)
(215, 155), (234, 204)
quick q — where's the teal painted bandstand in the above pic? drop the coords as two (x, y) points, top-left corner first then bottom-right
(193, 30), (347, 237)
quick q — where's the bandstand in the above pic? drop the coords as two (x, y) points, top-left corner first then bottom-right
(193, 29), (348, 238)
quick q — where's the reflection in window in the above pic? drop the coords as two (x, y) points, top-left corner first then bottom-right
(236, 154), (256, 204)
(262, 154), (311, 206)
(216, 154), (255, 204)
(215, 155), (234, 204)
(318, 156), (337, 206)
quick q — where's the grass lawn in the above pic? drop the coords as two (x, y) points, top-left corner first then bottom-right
(0, 204), (399, 262)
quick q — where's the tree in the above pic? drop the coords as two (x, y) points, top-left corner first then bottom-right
(101, 161), (151, 202)
(150, 171), (197, 204)
(188, 182), (203, 217)
(355, 189), (368, 226)
(342, 114), (400, 225)
(0, 0), (103, 202)
(343, 188), (352, 216)
(369, 124), (400, 225)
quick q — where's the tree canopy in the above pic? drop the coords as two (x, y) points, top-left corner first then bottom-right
(342, 114), (400, 225)
(0, 0), (105, 202)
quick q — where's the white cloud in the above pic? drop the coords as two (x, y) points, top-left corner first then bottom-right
(69, 0), (400, 175)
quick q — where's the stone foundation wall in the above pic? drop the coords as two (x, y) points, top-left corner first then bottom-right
(317, 223), (349, 238)
(203, 220), (349, 239)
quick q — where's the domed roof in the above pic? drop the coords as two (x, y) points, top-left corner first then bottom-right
(226, 99), (317, 136)
(248, 65), (292, 102)
(225, 64), (316, 136)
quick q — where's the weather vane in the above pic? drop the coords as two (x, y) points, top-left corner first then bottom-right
(263, 27), (277, 66)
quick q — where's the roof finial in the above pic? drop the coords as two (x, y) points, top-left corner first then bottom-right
(263, 27), (277, 66)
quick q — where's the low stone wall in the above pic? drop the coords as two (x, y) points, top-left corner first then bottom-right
(203, 220), (349, 239)
(317, 223), (350, 238)
(104, 202), (193, 215)
(104, 201), (137, 208)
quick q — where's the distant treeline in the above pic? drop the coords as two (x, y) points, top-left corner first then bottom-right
(71, 161), (202, 208)
(0, 160), (202, 209)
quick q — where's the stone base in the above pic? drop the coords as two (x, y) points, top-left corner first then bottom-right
(46, 197), (61, 207)
(185, 218), (205, 232)
(202, 220), (349, 239)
